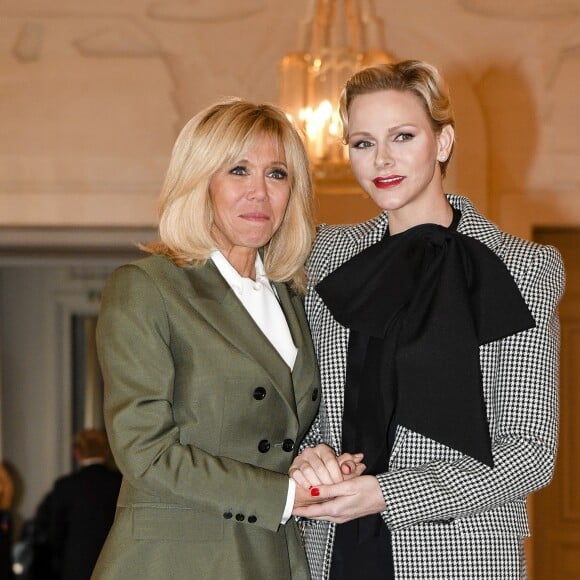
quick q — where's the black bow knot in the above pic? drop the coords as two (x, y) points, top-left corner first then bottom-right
(316, 221), (535, 468)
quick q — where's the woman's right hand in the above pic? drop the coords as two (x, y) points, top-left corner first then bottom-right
(289, 444), (365, 490)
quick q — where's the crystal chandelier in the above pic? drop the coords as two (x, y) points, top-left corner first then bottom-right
(279, 0), (394, 184)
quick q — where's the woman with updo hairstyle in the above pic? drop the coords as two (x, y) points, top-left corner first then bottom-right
(290, 60), (564, 580)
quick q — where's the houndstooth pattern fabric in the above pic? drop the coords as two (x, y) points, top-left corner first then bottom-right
(301, 195), (565, 580)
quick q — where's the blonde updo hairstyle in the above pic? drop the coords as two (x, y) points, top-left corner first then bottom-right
(143, 98), (315, 293)
(339, 59), (455, 177)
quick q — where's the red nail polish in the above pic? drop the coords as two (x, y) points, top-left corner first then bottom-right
(310, 487), (320, 497)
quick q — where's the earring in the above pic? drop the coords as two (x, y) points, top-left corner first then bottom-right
(438, 153), (448, 162)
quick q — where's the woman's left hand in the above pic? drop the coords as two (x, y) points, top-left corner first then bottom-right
(291, 475), (386, 523)
(289, 444), (365, 489)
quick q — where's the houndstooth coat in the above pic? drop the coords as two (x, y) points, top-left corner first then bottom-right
(301, 195), (565, 580)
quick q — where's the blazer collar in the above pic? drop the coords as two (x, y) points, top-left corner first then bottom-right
(336, 211), (389, 258)
(339, 195), (503, 257)
(448, 194), (504, 254)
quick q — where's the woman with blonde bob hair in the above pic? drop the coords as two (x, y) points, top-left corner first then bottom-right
(147, 97), (315, 292)
(93, 98), (333, 579)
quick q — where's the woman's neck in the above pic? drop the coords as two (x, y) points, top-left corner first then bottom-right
(218, 247), (257, 279)
(387, 197), (454, 236)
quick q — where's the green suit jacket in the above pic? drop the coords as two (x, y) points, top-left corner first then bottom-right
(92, 255), (320, 580)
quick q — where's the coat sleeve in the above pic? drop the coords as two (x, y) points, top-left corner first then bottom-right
(96, 264), (289, 532)
(376, 244), (565, 530)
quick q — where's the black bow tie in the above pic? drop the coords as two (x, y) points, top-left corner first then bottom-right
(316, 222), (535, 467)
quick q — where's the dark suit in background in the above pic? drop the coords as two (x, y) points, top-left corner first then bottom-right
(43, 463), (121, 580)
(0, 509), (13, 579)
(32, 430), (121, 580)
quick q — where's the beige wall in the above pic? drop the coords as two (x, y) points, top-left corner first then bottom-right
(1, 0), (579, 233)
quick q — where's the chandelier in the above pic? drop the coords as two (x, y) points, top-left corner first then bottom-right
(279, 0), (394, 185)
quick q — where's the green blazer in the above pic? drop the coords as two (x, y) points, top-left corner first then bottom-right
(92, 255), (320, 580)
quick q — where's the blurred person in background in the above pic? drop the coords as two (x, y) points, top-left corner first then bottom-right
(32, 429), (121, 580)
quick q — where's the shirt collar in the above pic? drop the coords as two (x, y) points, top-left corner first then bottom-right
(210, 250), (269, 294)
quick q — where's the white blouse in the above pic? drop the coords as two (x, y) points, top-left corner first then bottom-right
(210, 250), (298, 369)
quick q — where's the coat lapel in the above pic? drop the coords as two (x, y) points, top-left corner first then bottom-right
(274, 282), (319, 428)
(185, 261), (303, 418)
(450, 194), (503, 254)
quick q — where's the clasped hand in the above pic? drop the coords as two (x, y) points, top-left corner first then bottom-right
(290, 444), (386, 524)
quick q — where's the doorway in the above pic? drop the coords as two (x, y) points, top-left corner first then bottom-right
(0, 226), (155, 523)
(532, 228), (580, 580)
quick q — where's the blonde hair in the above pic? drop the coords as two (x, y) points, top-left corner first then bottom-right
(339, 60), (455, 177)
(142, 98), (315, 292)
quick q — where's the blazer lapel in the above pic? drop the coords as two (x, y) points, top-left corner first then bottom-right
(450, 194), (503, 254)
(185, 261), (299, 417)
(274, 282), (319, 426)
(273, 282), (304, 353)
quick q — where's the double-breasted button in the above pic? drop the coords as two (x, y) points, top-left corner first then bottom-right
(258, 439), (271, 453)
(311, 388), (319, 401)
(248, 515), (257, 523)
(253, 387), (267, 400)
(282, 439), (294, 452)
(235, 513), (245, 522)
(223, 511), (233, 519)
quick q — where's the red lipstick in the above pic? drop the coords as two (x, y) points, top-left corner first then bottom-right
(372, 175), (405, 188)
